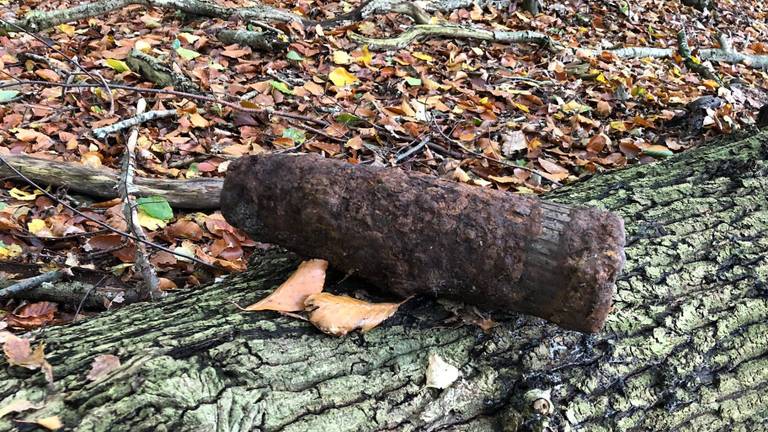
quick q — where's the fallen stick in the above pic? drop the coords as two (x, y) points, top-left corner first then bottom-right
(221, 154), (626, 333)
(0, 153), (223, 209)
(92, 109), (177, 139)
(119, 98), (161, 299)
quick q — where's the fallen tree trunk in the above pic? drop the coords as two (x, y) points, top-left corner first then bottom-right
(0, 154), (222, 210)
(2, 130), (767, 431)
(221, 154), (625, 333)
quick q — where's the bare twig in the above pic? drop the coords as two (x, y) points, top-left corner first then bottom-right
(93, 109), (178, 139)
(120, 98), (161, 299)
(0, 270), (68, 298)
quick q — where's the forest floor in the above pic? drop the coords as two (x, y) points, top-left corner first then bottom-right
(0, 0), (766, 328)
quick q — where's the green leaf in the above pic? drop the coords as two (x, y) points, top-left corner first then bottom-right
(105, 59), (131, 73)
(137, 196), (174, 221)
(269, 80), (294, 95)
(334, 113), (362, 125)
(642, 148), (673, 158)
(404, 77), (422, 86)
(282, 128), (306, 144)
(0, 202), (6, 211)
(0, 90), (19, 103)
(286, 50), (304, 61)
(176, 47), (201, 60)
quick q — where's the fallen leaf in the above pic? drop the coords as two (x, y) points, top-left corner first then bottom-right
(329, 67), (358, 87)
(9, 188), (42, 201)
(105, 59), (131, 73)
(0, 399), (36, 418)
(304, 292), (403, 336)
(27, 219), (47, 235)
(87, 354), (121, 381)
(3, 334), (53, 383)
(5, 302), (57, 329)
(34, 416), (63, 430)
(425, 353), (460, 389)
(332, 50), (352, 65)
(246, 259), (328, 312)
(501, 130), (527, 156)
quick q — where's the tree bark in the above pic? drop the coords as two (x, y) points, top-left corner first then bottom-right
(2, 130), (767, 431)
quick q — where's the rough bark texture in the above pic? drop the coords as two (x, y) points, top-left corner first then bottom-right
(0, 154), (222, 209)
(2, 130), (768, 431)
(221, 154), (625, 333)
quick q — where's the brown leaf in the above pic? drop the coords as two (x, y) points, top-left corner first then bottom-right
(165, 220), (204, 241)
(587, 133), (611, 153)
(5, 302), (57, 329)
(304, 293), (403, 336)
(87, 354), (121, 381)
(245, 259), (328, 312)
(3, 334), (53, 383)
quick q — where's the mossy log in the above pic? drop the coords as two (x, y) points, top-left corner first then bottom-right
(2, 130), (768, 431)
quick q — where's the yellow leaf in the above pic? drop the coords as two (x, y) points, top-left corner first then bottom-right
(9, 187), (42, 201)
(355, 45), (372, 67)
(304, 292), (404, 336)
(136, 212), (167, 231)
(0, 243), (23, 259)
(27, 219), (47, 235)
(332, 50), (352, 65)
(413, 52), (434, 62)
(328, 67), (358, 87)
(56, 24), (76, 36)
(105, 58), (131, 73)
(610, 120), (627, 131)
(513, 102), (530, 113)
(245, 259), (328, 312)
(561, 100), (589, 114)
(702, 79), (720, 89)
(188, 112), (209, 128)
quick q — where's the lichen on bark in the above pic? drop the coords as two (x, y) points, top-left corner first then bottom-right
(1, 130), (767, 431)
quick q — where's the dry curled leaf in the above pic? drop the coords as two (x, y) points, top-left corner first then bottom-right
(3, 334), (53, 383)
(425, 353), (460, 389)
(5, 301), (57, 329)
(87, 354), (121, 381)
(304, 293), (403, 336)
(245, 259), (328, 312)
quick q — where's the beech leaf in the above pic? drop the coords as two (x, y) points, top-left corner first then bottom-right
(245, 259), (328, 312)
(304, 293), (403, 336)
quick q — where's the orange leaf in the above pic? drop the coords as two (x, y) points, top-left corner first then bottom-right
(245, 259), (328, 312)
(304, 293), (404, 336)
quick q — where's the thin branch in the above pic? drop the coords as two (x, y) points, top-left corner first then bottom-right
(93, 109), (178, 139)
(120, 98), (161, 299)
(349, 25), (553, 51)
(0, 270), (68, 298)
